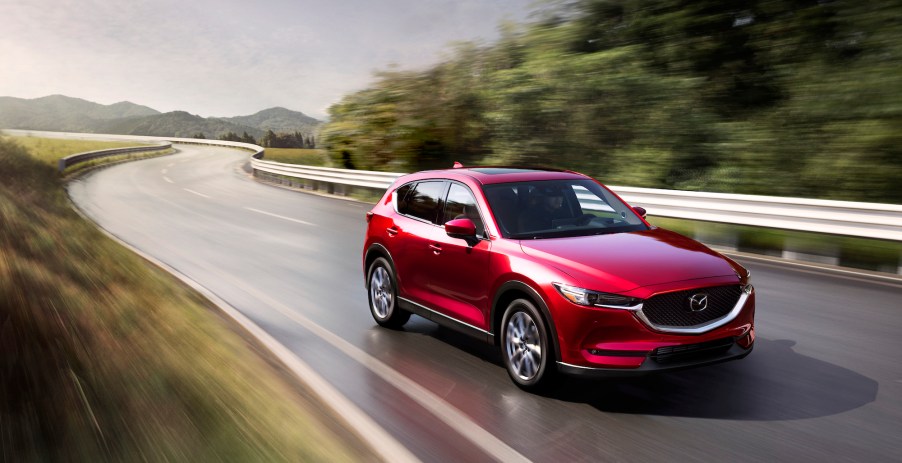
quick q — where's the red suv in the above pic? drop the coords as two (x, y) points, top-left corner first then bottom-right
(363, 166), (754, 390)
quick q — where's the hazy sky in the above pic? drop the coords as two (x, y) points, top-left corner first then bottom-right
(1, 0), (533, 119)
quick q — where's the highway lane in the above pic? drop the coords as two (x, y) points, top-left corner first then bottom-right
(69, 145), (902, 461)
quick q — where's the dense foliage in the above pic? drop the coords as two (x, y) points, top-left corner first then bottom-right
(322, 0), (902, 203)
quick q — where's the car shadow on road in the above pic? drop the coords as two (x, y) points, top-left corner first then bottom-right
(549, 338), (878, 421)
(380, 321), (877, 421)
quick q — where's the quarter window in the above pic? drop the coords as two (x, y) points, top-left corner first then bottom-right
(394, 183), (413, 209)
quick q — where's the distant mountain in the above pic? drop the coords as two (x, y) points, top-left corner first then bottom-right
(98, 111), (266, 139)
(0, 95), (160, 132)
(219, 107), (321, 133)
(0, 95), (322, 140)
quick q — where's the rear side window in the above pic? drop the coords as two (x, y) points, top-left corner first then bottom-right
(398, 181), (445, 223)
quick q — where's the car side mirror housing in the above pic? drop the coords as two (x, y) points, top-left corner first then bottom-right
(445, 218), (479, 246)
(633, 206), (647, 219)
(445, 218), (476, 237)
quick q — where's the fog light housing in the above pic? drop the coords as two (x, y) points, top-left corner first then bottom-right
(738, 329), (755, 348)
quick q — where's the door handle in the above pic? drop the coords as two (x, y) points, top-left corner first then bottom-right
(428, 243), (442, 254)
(386, 227), (399, 236)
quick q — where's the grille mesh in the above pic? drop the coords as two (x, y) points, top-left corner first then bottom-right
(641, 285), (741, 327)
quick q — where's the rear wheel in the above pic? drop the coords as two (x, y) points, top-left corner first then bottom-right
(501, 298), (556, 391)
(367, 257), (410, 328)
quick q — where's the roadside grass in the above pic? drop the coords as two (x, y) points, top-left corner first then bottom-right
(7, 135), (176, 176)
(10, 136), (149, 167)
(0, 137), (366, 461)
(262, 148), (331, 166)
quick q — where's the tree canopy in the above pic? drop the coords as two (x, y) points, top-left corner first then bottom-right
(322, 0), (902, 203)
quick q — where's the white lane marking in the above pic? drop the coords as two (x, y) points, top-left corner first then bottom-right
(184, 188), (211, 199)
(217, 270), (530, 463)
(245, 207), (316, 227)
(161, 168), (168, 174)
(75, 223), (419, 463)
(163, 176), (174, 184)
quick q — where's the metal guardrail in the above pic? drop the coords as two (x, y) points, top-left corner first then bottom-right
(251, 159), (403, 189)
(5, 129), (899, 242)
(58, 142), (172, 172)
(3, 129), (265, 167)
(249, 158), (902, 242)
(612, 186), (902, 242)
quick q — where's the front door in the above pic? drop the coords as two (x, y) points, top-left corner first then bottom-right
(420, 182), (491, 331)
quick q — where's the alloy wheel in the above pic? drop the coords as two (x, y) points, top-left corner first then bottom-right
(505, 311), (543, 381)
(370, 266), (393, 319)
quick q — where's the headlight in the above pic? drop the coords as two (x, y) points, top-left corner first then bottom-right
(740, 269), (753, 294)
(552, 283), (642, 310)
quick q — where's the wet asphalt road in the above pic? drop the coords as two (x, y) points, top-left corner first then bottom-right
(68, 145), (902, 462)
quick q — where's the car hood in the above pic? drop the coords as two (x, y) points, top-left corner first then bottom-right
(518, 228), (739, 293)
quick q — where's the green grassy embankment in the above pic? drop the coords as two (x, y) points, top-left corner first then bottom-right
(10, 136), (175, 176)
(0, 137), (366, 461)
(261, 148), (330, 166)
(10, 137), (145, 165)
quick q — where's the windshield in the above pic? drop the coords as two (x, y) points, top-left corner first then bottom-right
(483, 179), (649, 239)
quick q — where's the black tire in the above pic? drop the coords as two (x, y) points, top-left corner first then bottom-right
(500, 298), (556, 391)
(366, 257), (410, 328)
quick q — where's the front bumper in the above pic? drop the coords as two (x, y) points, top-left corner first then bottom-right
(557, 337), (754, 378)
(548, 278), (756, 372)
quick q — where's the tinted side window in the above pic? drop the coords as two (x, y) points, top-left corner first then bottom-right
(399, 181), (445, 223)
(394, 183), (413, 210)
(442, 183), (486, 238)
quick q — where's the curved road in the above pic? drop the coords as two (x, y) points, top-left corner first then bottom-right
(69, 145), (902, 461)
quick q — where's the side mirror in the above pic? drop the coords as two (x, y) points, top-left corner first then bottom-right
(633, 206), (647, 219)
(445, 218), (477, 239)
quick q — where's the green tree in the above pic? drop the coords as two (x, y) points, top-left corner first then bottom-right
(320, 0), (902, 203)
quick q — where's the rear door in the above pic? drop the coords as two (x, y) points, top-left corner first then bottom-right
(390, 180), (447, 304)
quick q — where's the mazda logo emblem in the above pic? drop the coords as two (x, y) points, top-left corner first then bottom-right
(689, 293), (709, 312)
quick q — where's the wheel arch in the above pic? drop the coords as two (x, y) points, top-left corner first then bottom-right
(492, 280), (561, 362)
(364, 243), (396, 289)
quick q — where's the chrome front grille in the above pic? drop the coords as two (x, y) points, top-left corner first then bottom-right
(641, 285), (742, 328)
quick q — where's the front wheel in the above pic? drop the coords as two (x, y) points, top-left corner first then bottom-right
(501, 298), (556, 391)
(367, 257), (410, 328)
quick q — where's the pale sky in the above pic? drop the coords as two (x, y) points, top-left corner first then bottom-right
(0, 0), (534, 119)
